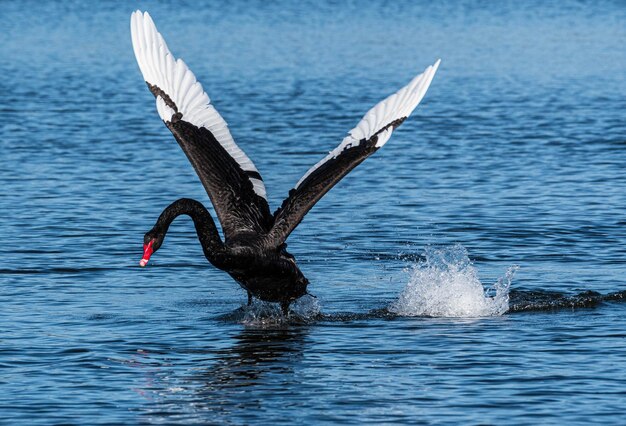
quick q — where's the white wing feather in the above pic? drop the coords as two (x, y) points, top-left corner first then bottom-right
(130, 10), (267, 199)
(296, 60), (440, 189)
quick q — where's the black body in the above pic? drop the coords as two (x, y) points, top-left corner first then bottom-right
(132, 13), (434, 313)
(132, 11), (438, 314)
(141, 91), (408, 313)
(142, 80), (402, 313)
(145, 198), (309, 312)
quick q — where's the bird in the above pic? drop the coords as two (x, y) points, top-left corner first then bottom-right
(130, 10), (440, 315)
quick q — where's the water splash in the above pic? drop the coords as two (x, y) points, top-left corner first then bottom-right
(236, 294), (321, 326)
(389, 245), (518, 318)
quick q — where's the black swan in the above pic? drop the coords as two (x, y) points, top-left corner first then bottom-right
(131, 11), (440, 314)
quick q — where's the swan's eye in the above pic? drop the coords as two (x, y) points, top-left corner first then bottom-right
(144, 233), (158, 245)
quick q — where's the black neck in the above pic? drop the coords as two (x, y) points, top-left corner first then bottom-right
(154, 198), (224, 261)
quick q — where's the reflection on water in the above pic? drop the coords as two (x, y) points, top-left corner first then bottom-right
(141, 327), (309, 422)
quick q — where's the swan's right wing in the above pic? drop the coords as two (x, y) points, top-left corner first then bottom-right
(131, 11), (273, 240)
(267, 61), (440, 246)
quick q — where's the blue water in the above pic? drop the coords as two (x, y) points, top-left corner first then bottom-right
(1, 0), (626, 424)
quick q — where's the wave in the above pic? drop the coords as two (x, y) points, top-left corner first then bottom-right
(509, 288), (626, 312)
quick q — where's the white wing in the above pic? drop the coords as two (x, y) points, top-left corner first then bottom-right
(268, 60), (441, 245)
(130, 10), (267, 199)
(296, 60), (440, 189)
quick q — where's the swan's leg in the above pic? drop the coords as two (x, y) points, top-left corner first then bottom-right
(280, 301), (290, 316)
(247, 291), (253, 306)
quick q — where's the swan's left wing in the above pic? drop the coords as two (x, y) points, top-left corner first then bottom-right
(266, 61), (440, 247)
(131, 11), (272, 240)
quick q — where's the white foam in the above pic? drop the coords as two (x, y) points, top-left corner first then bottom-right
(389, 244), (518, 318)
(240, 295), (321, 326)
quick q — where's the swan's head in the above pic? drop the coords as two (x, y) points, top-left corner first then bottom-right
(139, 230), (164, 267)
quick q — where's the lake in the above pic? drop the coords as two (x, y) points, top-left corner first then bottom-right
(1, 0), (625, 424)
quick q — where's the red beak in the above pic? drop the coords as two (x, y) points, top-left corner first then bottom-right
(140, 240), (154, 267)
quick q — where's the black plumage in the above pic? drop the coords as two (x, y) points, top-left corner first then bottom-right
(131, 10), (439, 314)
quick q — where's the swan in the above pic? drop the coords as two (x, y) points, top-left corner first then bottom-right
(131, 11), (440, 314)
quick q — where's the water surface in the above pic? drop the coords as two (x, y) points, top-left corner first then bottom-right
(1, 0), (625, 424)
